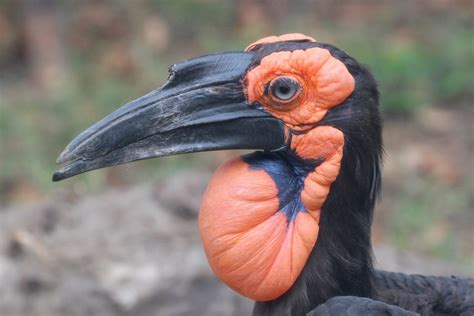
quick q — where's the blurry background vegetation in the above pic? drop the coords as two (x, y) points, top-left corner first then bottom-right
(0, 0), (473, 264)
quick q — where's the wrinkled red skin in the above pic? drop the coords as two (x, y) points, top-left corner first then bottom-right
(199, 35), (354, 301)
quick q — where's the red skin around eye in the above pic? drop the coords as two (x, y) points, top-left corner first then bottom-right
(244, 47), (355, 129)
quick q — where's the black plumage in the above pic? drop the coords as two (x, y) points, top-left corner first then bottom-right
(54, 38), (474, 316)
(307, 296), (418, 316)
(250, 42), (473, 316)
(375, 270), (474, 315)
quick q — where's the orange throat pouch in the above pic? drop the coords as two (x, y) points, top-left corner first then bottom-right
(198, 134), (343, 301)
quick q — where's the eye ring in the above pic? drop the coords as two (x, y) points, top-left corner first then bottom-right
(268, 76), (301, 103)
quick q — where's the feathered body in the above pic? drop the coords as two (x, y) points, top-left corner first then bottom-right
(54, 34), (473, 315)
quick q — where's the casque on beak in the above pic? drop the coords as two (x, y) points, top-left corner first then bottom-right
(53, 52), (286, 181)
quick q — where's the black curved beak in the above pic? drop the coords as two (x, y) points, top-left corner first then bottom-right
(53, 52), (286, 181)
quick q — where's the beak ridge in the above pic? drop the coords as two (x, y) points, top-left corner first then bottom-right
(53, 52), (286, 181)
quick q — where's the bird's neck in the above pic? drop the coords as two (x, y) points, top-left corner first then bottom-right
(253, 131), (380, 315)
(199, 124), (380, 314)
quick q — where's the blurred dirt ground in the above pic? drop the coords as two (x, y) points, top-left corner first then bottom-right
(0, 107), (473, 316)
(0, 174), (472, 316)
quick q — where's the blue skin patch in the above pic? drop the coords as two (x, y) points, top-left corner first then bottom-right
(242, 150), (323, 223)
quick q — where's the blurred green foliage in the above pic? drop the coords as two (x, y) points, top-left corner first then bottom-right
(0, 2), (473, 264)
(388, 178), (474, 265)
(1, 2), (472, 195)
(350, 28), (473, 114)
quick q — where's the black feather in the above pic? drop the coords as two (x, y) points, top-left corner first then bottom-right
(375, 270), (474, 315)
(252, 40), (383, 316)
(307, 296), (418, 316)
(250, 40), (472, 316)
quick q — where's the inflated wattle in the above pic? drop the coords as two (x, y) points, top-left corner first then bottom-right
(199, 155), (319, 301)
(198, 125), (344, 301)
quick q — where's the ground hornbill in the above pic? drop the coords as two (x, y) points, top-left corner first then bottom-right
(54, 34), (473, 315)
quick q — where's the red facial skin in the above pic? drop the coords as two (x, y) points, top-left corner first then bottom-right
(199, 35), (354, 301)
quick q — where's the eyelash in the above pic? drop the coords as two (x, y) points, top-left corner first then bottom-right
(264, 83), (271, 96)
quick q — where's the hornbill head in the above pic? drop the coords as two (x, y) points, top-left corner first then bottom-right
(54, 34), (382, 304)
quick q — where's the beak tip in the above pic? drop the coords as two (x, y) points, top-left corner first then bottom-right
(52, 171), (64, 182)
(54, 149), (73, 181)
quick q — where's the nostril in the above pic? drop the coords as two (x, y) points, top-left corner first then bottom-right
(248, 101), (264, 110)
(167, 65), (176, 80)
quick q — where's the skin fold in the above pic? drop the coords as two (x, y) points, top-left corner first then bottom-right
(199, 157), (318, 301)
(199, 40), (353, 301)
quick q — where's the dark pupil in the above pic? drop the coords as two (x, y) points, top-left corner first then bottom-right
(278, 84), (290, 95)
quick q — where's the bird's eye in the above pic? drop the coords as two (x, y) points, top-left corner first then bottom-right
(268, 77), (301, 102)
